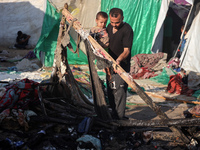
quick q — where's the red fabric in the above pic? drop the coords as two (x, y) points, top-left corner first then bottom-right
(0, 78), (40, 113)
(167, 74), (194, 96)
(143, 72), (158, 79)
(131, 67), (158, 79)
(130, 52), (164, 75)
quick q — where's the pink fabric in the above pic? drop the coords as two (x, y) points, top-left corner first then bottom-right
(174, 0), (190, 5)
(167, 57), (180, 68)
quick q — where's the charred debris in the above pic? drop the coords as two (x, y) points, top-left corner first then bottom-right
(0, 3), (200, 150)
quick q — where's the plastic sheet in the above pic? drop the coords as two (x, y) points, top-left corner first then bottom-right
(101, 0), (162, 56)
(150, 67), (177, 85)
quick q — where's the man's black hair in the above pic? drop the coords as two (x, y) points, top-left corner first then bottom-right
(109, 8), (123, 18)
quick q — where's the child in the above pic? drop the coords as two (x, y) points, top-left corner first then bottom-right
(177, 25), (188, 58)
(180, 25), (188, 53)
(90, 11), (109, 49)
(90, 11), (111, 81)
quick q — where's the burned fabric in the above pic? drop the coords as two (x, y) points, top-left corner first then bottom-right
(95, 55), (112, 70)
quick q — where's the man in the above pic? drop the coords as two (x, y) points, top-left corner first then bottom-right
(14, 31), (31, 49)
(106, 8), (133, 119)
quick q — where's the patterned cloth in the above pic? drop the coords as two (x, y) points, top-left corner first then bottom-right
(0, 108), (29, 130)
(0, 78), (40, 113)
(130, 52), (164, 75)
(131, 67), (158, 79)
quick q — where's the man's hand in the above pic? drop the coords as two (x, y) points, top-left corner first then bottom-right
(113, 63), (121, 74)
(116, 59), (121, 65)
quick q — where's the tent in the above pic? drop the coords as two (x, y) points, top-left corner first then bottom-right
(0, 0), (46, 46)
(35, 0), (162, 67)
(33, 0), (101, 67)
(179, 0), (200, 72)
(151, 0), (192, 54)
(0, 0), (164, 67)
(0, 0), (100, 66)
(1, 0), (195, 70)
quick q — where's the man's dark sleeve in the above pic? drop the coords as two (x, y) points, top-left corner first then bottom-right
(123, 24), (133, 48)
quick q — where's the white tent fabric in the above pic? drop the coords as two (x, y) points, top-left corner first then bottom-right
(186, 0), (194, 4)
(0, 0), (100, 47)
(49, 0), (100, 55)
(0, 0), (46, 47)
(151, 0), (170, 53)
(50, 0), (100, 29)
(180, 3), (200, 72)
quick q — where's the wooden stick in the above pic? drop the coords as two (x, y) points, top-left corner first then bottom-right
(145, 92), (199, 105)
(42, 99), (93, 116)
(114, 117), (200, 127)
(62, 8), (190, 144)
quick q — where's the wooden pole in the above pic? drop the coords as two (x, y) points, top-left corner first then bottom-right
(114, 117), (200, 127)
(62, 7), (190, 144)
(146, 92), (199, 105)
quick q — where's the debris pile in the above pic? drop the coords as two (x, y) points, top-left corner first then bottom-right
(0, 78), (166, 150)
(1, 3), (200, 150)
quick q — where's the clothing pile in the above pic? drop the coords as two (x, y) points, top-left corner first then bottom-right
(0, 78), (40, 113)
(0, 78), (40, 130)
(167, 73), (194, 96)
(130, 52), (164, 79)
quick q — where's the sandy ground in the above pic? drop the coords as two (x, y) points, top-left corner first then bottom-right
(0, 47), (41, 70)
(0, 46), (195, 120)
(0, 46), (198, 148)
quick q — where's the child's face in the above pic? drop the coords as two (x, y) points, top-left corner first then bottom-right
(181, 28), (187, 35)
(96, 16), (108, 28)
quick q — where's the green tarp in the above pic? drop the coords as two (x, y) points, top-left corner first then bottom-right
(35, 0), (162, 67)
(101, 0), (162, 56)
(34, 0), (60, 67)
(34, 0), (87, 67)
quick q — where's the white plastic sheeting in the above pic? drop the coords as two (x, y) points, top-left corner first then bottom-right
(186, 0), (194, 4)
(49, 0), (100, 29)
(51, 0), (101, 55)
(0, 0), (46, 46)
(48, 0), (101, 55)
(0, 0), (100, 47)
(180, 4), (200, 72)
(151, 0), (170, 53)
